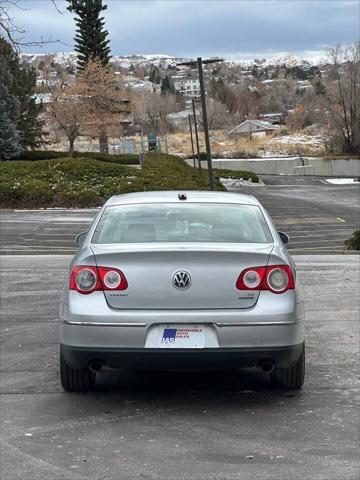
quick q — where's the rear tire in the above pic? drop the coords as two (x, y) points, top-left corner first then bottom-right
(270, 343), (305, 390)
(60, 348), (95, 392)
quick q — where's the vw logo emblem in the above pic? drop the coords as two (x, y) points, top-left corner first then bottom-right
(172, 270), (192, 290)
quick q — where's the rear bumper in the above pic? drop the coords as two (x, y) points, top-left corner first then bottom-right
(61, 343), (304, 370)
(60, 291), (305, 368)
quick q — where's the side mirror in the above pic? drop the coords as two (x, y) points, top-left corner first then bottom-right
(75, 231), (87, 246)
(278, 231), (289, 245)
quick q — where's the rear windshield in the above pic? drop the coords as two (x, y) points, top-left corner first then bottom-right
(92, 203), (273, 244)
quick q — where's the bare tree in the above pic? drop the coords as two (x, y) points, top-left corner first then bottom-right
(49, 59), (131, 154)
(0, 0), (64, 51)
(198, 99), (231, 130)
(75, 59), (132, 152)
(323, 44), (360, 153)
(49, 83), (88, 156)
(134, 92), (180, 135)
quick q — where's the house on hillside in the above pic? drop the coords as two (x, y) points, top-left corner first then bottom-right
(172, 75), (201, 97)
(229, 119), (281, 139)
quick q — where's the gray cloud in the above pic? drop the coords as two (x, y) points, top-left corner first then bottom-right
(10, 0), (360, 58)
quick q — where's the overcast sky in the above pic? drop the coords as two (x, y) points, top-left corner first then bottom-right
(8, 0), (360, 59)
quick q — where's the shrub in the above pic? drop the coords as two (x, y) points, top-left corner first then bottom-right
(15, 150), (69, 160)
(140, 152), (222, 191)
(186, 151), (222, 160)
(13, 150), (140, 165)
(0, 157), (140, 208)
(344, 230), (360, 250)
(0, 152), (228, 208)
(73, 152), (139, 165)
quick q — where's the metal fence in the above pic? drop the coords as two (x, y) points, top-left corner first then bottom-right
(55, 137), (165, 155)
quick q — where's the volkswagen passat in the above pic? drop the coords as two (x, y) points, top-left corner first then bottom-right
(60, 191), (305, 391)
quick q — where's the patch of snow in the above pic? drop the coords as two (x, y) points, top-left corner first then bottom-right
(220, 177), (264, 188)
(271, 135), (324, 146)
(257, 150), (290, 158)
(167, 110), (192, 120)
(32, 93), (52, 104)
(263, 54), (311, 68)
(325, 178), (360, 185)
(218, 157), (319, 162)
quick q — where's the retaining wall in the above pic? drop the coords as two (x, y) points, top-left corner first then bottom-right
(185, 157), (360, 177)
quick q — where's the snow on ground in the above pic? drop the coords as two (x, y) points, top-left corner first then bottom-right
(271, 134), (324, 146)
(220, 177), (264, 188)
(258, 150), (296, 158)
(325, 178), (360, 185)
(218, 157), (319, 162)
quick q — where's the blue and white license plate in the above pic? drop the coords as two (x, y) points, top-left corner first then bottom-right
(159, 325), (205, 348)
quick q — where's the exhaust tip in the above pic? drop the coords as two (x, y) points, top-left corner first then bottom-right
(88, 359), (105, 373)
(259, 359), (275, 373)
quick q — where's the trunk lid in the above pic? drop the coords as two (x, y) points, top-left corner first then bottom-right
(91, 243), (273, 310)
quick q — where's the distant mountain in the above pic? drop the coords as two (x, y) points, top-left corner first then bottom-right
(263, 54), (312, 68)
(20, 52), (187, 70)
(20, 52), (320, 71)
(228, 54), (314, 69)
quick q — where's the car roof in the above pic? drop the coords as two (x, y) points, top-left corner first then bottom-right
(106, 191), (260, 206)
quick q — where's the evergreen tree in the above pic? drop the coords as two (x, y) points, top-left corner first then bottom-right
(149, 65), (161, 84)
(67, 0), (111, 70)
(160, 75), (174, 95)
(251, 65), (259, 79)
(314, 79), (326, 96)
(0, 61), (21, 160)
(0, 38), (44, 150)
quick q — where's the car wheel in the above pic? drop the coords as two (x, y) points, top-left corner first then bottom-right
(60, 348), (95, 392)
(270, 343), (305, 390)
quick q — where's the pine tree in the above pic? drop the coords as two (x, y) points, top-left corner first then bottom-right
(0, 38), (45, 151)
(160, 75), (174, 95)
(0, 61), (21, 160)
(67, 0), (111, 70)
(149, 65), (161, 84)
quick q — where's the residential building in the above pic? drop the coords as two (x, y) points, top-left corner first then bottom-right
(172, 75), (201, 97)
(229, 119), (281, 138)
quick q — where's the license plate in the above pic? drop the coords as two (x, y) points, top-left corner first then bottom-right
(159, 325), (205, 348)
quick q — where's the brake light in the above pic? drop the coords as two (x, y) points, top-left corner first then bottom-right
(236, 265), (294, 294)
(69, 266), (128, 294)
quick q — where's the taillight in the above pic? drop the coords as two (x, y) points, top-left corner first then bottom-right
(98, 267), (128, 291)
(236, 265), (294, 294)
(69, 266), (128, 294)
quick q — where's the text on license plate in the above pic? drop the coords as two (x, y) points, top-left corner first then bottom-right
(159, 326), (205, 348)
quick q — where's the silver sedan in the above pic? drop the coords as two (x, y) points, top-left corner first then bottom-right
(59, 191), (305, 391)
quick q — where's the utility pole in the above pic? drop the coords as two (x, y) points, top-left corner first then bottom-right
(140, 129), (145, 167)
(197, 57), (214, 190)
(177, 57), (223, 190)
(188, 114), (196, 168)
(191, 98), (201, 172)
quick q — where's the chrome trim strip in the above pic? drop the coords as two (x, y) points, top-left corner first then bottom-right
(215, 321), (298, 327)
(63, 320), (147, 327)
(63, 320), (299, 328)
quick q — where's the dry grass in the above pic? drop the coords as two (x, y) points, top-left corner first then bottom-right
(46, 129), (329, 158)
(166, 130), (325, 158)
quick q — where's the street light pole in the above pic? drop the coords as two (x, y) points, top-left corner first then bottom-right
(191, 98), (201, 172)
(177, 57), (223, 190)
(197, 57), (214, 190)
(188, 114), (196, 169)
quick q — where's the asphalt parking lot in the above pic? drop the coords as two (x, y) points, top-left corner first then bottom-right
(1, 255), (359, 480)
(0, 177), (358, 255)
(0, 178), (359, 479)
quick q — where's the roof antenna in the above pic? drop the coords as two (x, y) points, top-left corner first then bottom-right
(178, 192), (187, 201)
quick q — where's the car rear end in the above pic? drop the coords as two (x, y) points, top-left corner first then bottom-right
(59, 191), (305, 391)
